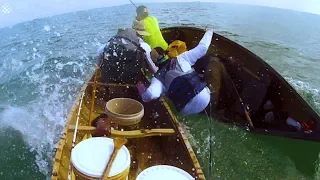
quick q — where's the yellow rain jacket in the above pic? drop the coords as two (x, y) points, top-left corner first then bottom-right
(142, 16), (168, 50)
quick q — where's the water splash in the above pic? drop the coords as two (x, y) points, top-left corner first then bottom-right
(0, 53), (91, 176)
(43, 25), (51, 32)
(0, 105), (58, 174)
(285, 77), (320, 112)
(0, 79), (82, 175)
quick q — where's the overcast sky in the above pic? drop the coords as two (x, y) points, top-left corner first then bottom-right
(1, 0), (319, 28)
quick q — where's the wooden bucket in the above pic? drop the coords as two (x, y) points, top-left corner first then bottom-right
(105, 98), (144, 131)
(71, 137), (131, 180)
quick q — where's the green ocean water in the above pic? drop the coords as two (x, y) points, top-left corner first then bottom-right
(0, 2), (319, 180)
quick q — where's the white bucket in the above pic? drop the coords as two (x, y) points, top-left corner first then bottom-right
(136, 165), (194, 180)
(71, 137), (131, 180)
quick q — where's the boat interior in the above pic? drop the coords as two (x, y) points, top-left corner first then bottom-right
(161, 27), (320, 140)
(51, 70), (205, 179)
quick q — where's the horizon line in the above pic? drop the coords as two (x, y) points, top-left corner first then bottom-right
(1, 1), (319, 29)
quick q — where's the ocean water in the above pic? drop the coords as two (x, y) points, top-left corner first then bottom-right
(0, 2), (319, 180)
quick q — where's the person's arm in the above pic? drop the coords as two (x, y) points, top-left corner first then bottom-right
(137, 78), (166, 102)
(96, 44), (106, 65)
(152, 16), (160, 29)
(139, 38), (159, 74)
(178, 29), (213, 66)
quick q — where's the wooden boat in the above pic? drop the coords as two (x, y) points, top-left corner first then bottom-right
(51, 25), (320, 180)
(160, 26), (320, 141)
(51, 63), (206, 179)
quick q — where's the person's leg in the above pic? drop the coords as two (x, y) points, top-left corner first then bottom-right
(203, 55), (238, 111)
(196, 55), (223, 115)
(194, 54), (226, 97)
(204, 56), (224, 106)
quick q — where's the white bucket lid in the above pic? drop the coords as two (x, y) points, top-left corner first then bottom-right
(71, 137), (130, 178)
(136, 165), (194, 180)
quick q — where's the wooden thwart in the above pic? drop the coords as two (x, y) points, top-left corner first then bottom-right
(67, 125), (176, 138)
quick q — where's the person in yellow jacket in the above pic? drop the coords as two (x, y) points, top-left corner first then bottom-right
(134, 5), (168, 51)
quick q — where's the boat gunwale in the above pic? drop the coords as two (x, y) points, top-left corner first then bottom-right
(159, 97), (206, 179)
(51, 84), (89, 179)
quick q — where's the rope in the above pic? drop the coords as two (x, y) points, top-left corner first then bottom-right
(203, 101), (213, 180)
(72, 91), (86, 148)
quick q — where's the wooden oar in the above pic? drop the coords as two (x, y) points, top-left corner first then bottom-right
(226, 56), (261, 81)
(67, 125), (176, 138)
(225, 71), (254, 129)
(100, 137), (128, 180)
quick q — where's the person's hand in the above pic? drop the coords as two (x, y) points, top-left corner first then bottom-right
(92, 118), (111, 137)
(136, 81), (147, 95)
